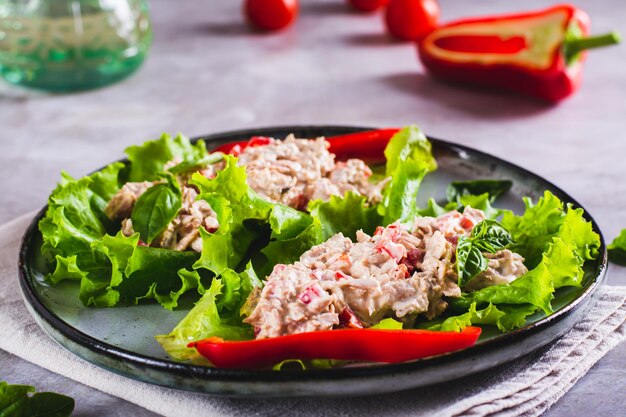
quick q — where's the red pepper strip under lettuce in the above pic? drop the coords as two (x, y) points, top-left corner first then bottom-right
(418, 4), (619, 102)
(188, 327), (482, 369)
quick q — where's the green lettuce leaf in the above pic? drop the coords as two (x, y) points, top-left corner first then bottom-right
(257, 190), (386, 277)
(384, 125), (437, 176)
(427, 302), (537, 332)
(429, 303), (505, 331)
(308, 192), (382, 240)
(258, 192), (385, 275)
(268, 204), (313, 241)
(446, 179), (513, 204)
(380, 160), (428, 226)
(457, 193), (502, 220)
(501, 191), (565, 268)
(608, 229), (626, 265)
(370, 318), (403, 330)
(125, 133), (208, 182)
(417, 198), (450, 217)
(167, 152), (224, 175)
(272, 359), (339, 371)
(502, 191), (600, 279)
(259, 219), (325, 276)
(379, 126), (437, 226)
(418, 193), (501, 220)
(82, 231), (201, 309)
(155, 264), (261, 362)
(190, 156), (275, 275)
(39, 165), (124, 288)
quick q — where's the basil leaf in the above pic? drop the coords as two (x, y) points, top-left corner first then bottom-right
(167, 152), (224, 175)
(0, 381), (74, 417)
(447, 179), (513, 204)
(456, 220), (513, 287)
(130, 176), (182, 244)
(470, 219), (513, 253)
(21, 392), (75, 417)
(456, 237), (489, 287)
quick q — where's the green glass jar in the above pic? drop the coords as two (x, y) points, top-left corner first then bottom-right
(0, 0), (152, 92)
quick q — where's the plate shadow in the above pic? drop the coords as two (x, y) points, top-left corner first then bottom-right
(380, 72), (554, 120)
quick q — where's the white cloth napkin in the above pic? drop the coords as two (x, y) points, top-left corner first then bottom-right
(1, 212), (625, 417)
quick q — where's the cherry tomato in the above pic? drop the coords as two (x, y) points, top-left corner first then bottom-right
(347, 0), (390, 12)
(244, 0), (298, 31)
(385, 0), (439, 41)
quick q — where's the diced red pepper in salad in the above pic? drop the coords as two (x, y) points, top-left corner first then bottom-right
(188, 327), (482, 369)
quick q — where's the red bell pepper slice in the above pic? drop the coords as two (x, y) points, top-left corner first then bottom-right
(212, 128), (400, 164)
(418, 5), (620, 102)
(188, 326), (481, 369)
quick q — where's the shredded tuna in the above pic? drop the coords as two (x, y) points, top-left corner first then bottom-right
(244, 211), (474, 339)
(244, 264), (339, 339)
(238, 135), (388, 209)
(104, 181), (154, 221)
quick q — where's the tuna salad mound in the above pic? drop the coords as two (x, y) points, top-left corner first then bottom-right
(238, 135), (387, 210)
(39, 125), (601, 368)
(244, 208), (527, 339)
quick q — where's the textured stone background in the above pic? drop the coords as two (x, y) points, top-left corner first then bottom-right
(1, 0), (625, 415)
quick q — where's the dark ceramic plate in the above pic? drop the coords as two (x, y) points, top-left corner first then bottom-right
(19, 126), (607, 397)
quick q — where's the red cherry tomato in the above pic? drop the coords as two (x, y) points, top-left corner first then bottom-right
(347, 0), (390, 12)
(385, 0), (439, 41)
(244, 0), (298, 31)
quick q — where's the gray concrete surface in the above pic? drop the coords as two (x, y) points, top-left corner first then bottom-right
(1, 0), (625, 415)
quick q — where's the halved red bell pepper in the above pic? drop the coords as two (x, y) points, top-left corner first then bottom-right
(418, 5), (620, 102)
(212, 128), (400, 164)
(188, 326), (482, 369)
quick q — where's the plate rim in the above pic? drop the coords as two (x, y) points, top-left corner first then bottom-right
(18, 124), (608, 386)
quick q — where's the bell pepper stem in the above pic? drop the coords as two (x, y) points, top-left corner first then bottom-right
(565, 32), (621, 56)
